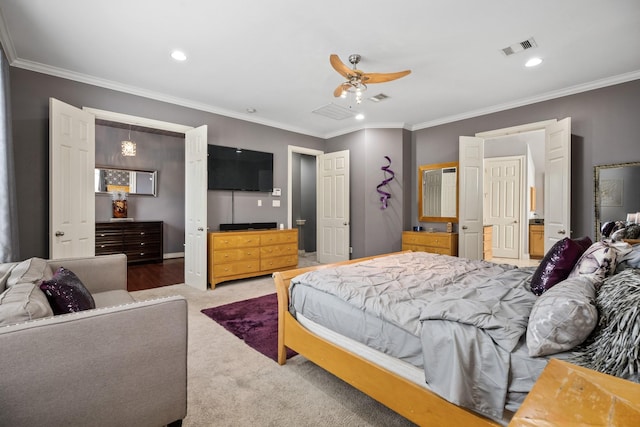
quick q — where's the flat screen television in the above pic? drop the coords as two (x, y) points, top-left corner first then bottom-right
(207, 144), (273, 192)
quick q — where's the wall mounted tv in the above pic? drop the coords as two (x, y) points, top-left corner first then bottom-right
(207, 144), (274, 192)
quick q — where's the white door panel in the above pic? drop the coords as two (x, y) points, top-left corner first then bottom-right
(317, 150), (350, 264)
(459, 136), (484, 260)
(544, 118), (571, 252)
(485, 157), (521, 258)
(49, 98), (95, 258)
(185, 125), (208, 290)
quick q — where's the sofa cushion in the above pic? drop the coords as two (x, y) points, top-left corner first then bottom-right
(0, 282), (54, 326)
(0, 263), (17, 292)
(40, 267), (96, 314)
(7, 257), (53, 288)
(92, 290), (135, 308)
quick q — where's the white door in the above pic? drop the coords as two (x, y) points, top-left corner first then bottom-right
(317, 150), (350, 264)
(185, 125), (208, 290)
(485, 157), (521, 258)
(544, 117), (571, 252)
(49, 98), (95, 259)
(458, 136), (484, 260)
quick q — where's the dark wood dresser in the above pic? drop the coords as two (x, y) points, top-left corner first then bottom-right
(95, 221), (163, 264)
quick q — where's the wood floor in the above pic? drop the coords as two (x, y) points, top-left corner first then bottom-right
(127, 258), (184, 291)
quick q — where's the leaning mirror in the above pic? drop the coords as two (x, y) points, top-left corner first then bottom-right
(419, 161), (458, 223)
(594, 161), (640, 239)
(95, 167), (157, 196)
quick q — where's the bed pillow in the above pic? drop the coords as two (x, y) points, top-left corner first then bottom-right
(615, 243), (640, 273)
(526, 276), (597, 357)
(39, 267), (96, 314)
(568, 240), (617, 286)
(568, 269), (640, 380)
(530, 238), (587, 296)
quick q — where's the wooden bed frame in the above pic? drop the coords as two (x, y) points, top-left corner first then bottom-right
(273, 252), (501, 427)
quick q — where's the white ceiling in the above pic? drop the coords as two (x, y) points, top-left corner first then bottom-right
(1, 0), (639, 138)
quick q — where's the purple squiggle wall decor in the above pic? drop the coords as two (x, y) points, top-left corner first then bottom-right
(377, 156), (395, 209)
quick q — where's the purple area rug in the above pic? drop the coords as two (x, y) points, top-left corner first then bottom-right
(201, 293), (297, 362)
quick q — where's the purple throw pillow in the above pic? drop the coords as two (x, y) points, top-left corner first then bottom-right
(40, 267), (96, 314)
(530, 238), (587, 296)
(572, 236), (593, 251)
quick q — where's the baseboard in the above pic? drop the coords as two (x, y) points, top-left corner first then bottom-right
(164, 252), (184, 259)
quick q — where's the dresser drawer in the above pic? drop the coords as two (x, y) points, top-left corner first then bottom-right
(213, 248), (260, 264)
(96, 221), (163, 264)
(260, 255), (298, 271)
(260, 231), (297, 246)
(212, 234), (261, 250)
(213, 260), (261, 278)
(260, 243), (297, 259)
(402, 233), (450, 248)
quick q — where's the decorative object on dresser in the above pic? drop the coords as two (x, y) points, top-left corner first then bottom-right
(95, 221), (163, 264)
(401, 230), (458, 256)
(208, 228), (298, 288)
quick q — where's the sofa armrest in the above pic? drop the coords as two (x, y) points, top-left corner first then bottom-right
(47, 254), (127, 294)
(0, 295), (188, 427)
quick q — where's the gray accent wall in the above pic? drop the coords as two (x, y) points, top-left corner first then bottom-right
(8, 64), (640, 260)
(412, 79), (640, 240)
(10, 67), (324, 259)
(95, 124), (185, 254)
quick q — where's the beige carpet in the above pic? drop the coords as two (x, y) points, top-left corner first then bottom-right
(132, 270), (416, 426)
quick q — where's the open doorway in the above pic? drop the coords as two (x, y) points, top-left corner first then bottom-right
(287, 146), (322, 261)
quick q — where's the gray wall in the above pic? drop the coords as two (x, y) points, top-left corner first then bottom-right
(412, 79), (640, 241)
(10, 67), (324, 259)
(95, 124), (185, 254)
(326, 128), (410, 258)
(8, 64), (640, 260)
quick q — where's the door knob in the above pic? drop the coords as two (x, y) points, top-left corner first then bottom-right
(557, 229), (566, 235)
(55, 231), (64, 237)
(343, 222), (349, 226)
(461, 226), (468, 230)
(197, 227), (204, 231)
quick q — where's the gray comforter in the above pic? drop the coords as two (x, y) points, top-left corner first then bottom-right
(289, 252), (537, 420)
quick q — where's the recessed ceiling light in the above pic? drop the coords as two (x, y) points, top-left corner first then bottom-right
(171, 50), (187, 61)
(525, 57), (543, 67)
(246, 107), (257, 114)
(355, 113), (365, 120)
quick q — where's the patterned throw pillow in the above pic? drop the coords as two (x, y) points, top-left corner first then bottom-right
(530, 238), (588, 296)
(526, 276), (597, 357)
(568, 241), (617, 286)
(39, 267), (96, 314)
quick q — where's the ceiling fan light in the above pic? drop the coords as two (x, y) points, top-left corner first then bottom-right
(355, 113), (365, 120)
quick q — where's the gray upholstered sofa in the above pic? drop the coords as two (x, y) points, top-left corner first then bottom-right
(0, 254), (187, 427)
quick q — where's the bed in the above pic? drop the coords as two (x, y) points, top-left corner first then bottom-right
(273, 241), (640, 426)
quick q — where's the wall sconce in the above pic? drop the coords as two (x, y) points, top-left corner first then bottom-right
(121, 126), (136, 156)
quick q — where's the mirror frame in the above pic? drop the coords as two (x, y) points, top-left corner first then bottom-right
(418, 161), (459, 223)
(95, 166), (158, 197)
(594, 161), (640, 240)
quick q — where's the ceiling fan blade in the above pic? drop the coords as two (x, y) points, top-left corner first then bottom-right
(361, 70), (411, 84)
(330, 54), (354, 78)
(333, 83), (350, 97)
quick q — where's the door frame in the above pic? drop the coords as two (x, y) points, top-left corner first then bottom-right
(287, 145), (323, 229)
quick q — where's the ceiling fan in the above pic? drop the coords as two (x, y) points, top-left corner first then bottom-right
(330, 53), (411, 102)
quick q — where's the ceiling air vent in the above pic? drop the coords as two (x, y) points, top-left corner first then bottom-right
(369, 93), (389, 103)
(501, 37), (537, 56)
(312, 103), (356, 120)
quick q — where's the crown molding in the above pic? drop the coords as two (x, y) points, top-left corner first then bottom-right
(411, 70), (640, 131)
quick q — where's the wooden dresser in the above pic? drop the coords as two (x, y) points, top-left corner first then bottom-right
(529, 224), (545, 259)
(401, 231), (458, 256)
(95, 221), (163, 264)
(208, 228), (298, 288)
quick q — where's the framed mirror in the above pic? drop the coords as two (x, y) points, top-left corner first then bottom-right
(419, 161), (458, 223)
(95, 167), (157, 196)
(594, 161), (640, 239)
